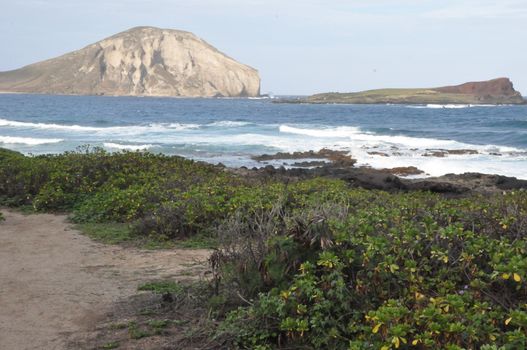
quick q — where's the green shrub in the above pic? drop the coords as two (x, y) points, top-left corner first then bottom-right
(0, 151), (50, 206)
(0, 147), (235, 228)
(132, 180), (284, 239)
(72, 184), (158, 223)
(214, 190), (527, 349)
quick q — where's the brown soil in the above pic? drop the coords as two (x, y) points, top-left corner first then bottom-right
(0, 210), (210, 350)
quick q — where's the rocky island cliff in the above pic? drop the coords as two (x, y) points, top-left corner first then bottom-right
(0, 26), (260, 97)
(303, 78), (525, 105)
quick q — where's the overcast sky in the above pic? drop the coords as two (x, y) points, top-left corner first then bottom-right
(1, 0), (525, 95)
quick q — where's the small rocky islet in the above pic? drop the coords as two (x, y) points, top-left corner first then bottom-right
(282, 77), (525, 105)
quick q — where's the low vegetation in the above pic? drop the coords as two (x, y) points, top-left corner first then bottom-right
(74, 223), (133, 244)
(1, 147), (526, 349)
(306, 89), (489, 105)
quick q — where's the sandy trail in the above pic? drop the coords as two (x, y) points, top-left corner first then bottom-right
(0, 210), (210, 350)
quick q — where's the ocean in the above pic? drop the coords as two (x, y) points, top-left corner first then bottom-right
(1, 94), (526, 179)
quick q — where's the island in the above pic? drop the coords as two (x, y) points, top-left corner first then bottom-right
(300, 78), (526, 105)
(0, 26), (260, 98)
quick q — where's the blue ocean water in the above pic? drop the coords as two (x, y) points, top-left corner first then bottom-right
(1, 94), (526, 178)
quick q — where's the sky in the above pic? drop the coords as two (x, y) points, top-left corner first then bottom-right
(0, 0), (526, 95)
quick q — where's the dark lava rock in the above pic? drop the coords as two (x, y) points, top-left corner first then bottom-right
(341, 171), (407, 191)
(229, 160), (527, 196)
(408, 181), (470, 194)
(378, 166), (425, 176)
(252, 148), (356, 167)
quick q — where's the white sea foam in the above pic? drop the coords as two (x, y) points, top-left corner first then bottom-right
(280, 125), (362, 138)
(0, 118), (200, 134)
(408, 104), (500, 109)
(0, 118), (104, 131)
(165, 123), (200, 130)
(209, 121), (251, 127)
(355, 152), (527, 179)
(279, 124), (458, 148)
(0, 118), (256, 134)
(278, 124), (527, 154)
(427, 104), (470, 109)
(103, 142), (155, 150)
(0, 136), (63, 145)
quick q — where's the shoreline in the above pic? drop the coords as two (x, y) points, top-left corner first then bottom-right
(229, 161), (527, 195)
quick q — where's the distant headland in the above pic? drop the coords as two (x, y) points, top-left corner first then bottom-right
(0, 26), (260, 98)
(292, 78), (526, 105)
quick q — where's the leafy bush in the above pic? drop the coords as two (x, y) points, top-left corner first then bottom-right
(72, 184), (158, 223)
(0, 147), (236, 230)
(214, 189), (527, 349)
(0, 148), (50, 206)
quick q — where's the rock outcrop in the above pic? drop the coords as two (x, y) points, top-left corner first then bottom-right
(300, 78), (525, 105)
(0, 26), (260, 97)
(433, 78), (522, 100)
(231, 163), (527, 195)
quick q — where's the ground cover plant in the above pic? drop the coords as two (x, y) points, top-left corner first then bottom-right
(1, 147), (526, 349)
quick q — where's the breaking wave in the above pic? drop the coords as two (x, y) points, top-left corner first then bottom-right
(0, 118), (254, 133)
(0, 118), (200, 133)
(208, 121), (252, 127)
(279, 125), (362, 138)
(0, 136), (64, 145)
(103, 143), (156, 151)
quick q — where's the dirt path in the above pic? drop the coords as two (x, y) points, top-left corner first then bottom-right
(0, 210), (210, 350)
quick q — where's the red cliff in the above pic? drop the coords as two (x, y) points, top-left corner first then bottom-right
(433, 78), (523, 101)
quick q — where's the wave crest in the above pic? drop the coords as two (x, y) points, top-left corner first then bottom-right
(0, 118), (200, 133)
(279, 125), (362, 137)
(103, 143), (155, 150)
(0, 136), (63, 145)
(0, 118), (253, 133)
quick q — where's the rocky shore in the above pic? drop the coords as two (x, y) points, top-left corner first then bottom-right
(234, 149), (527, 195)
(232, 164), (527, 195)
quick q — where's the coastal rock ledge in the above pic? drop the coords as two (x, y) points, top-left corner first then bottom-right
(0, 26), (260, 97)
